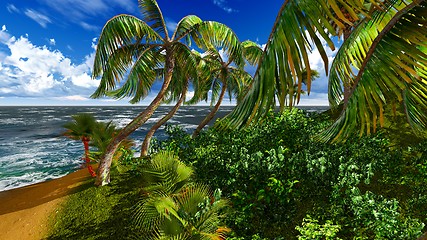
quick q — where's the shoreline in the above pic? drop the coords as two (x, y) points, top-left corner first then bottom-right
(0, 168), (94, 240)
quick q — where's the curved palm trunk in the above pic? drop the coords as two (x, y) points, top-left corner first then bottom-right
(192, 82), (227, 138)
(140, 82), (188, 157)
(95, 58), (175, 186)
(82, 137), (96, 177)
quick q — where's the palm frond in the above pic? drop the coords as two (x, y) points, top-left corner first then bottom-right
(173, 15), (203, 44)
(91, 44), (149, 99)
(242, 40), (264, 66)
(107, 47), (164, 103)
(219, 0), (388, 129)
(319, 1), (427, 141)
(62, 113), (97, 139)
(327, 4), (399, 108)
(141, 151), (194, 195)
(134, 153), (229, 239)
(195, 21), (244, 69)
(139, 0), (168, 38)
(92, 14), (160, 79)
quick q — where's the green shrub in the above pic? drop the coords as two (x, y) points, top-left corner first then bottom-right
(154, 109), (427, 239)
(295, 216), (342, 240)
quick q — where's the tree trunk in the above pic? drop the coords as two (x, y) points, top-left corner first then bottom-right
(82, 137), (96, 177)
(192, 82), (227, 138)
(141, 82), (188, 157)
(95, 57), (175, 186)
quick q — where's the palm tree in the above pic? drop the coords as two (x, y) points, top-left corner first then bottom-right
(91, 0), (200, 186)
(92, 0), (242, 186)
(63, 113), (97, 177)
(191, 40), (262, 138)
(139, 66), (191, 157)
(139, 50), (220, 158)
(219, 0), (427, 142)
(90, 121), (135, 161)
(134, 152), (229, 239)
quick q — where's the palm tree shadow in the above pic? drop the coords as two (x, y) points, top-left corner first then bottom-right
(46, 171), (142, 240)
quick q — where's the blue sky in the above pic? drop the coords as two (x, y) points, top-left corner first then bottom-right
(0, 0), (332, 106)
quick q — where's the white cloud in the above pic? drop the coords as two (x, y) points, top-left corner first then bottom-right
(49, 38), (56, 45)
(298, 92), (329, 106)
(55, 95), (90, 101)
(71, 74), (99, 88)
(80, 22), (99, 32)
(261, 44), (267, 50)
(37, 0), (138, 30)
(24, 74), (57, 93)
(0, 87), (13, 94)
(24, 9), (51, 28)
(185, 90), (194, 100)
(305, 35), (337, 94)
(213, 0), (237, 13)
(6, 4), (20, 14)
(0, 25), (11, 43)
(0, 27), (100, 98)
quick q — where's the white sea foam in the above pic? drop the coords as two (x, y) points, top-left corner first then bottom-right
(146, 117), (163, 123)
(0, 105), (263, 192)
(0, 118), (25, 124)
(0, 171), (69, 192)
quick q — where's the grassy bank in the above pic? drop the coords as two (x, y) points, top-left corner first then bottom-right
(47, 167), (141, 239)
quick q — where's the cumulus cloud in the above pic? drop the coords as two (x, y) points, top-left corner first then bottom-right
(0, 27), (100, 99)
(185, 90), (194, 100)
(213, 0), (237, 13)
(24, 9), (51, 28)
(49, 38), (56, 45)
(0, 25), (11, 44)
(305, 35), (337, 95)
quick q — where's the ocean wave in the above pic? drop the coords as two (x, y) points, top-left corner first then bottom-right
(0, 105), (328, 192)
(0, 170), (70, 192)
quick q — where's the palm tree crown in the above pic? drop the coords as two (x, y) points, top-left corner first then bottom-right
(221, 0), (427, 142)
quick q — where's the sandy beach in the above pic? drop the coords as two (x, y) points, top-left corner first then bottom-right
(0, 168), (93, 240)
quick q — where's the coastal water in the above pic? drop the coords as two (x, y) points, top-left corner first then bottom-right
(0, 105), (328, 192)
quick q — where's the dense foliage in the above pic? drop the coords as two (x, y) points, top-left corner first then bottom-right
(133, 152), (229, 239)
(153, 109), (427, 239)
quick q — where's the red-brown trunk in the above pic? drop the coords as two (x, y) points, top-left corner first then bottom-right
(82, 137), (96, 177)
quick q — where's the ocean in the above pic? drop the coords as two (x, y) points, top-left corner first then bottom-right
(0, 105), (328, 192)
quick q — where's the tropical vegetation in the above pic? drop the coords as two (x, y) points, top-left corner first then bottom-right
(153, 109), (427, 239)
(91, 0), (243, 186)
(63, 113), (98, 177)
(54, 0), (427, 239)
(63, 113), (134, 176)
(222, 0), (427, 141)
(134, 152), (229, 239)
(191, 40), (261, 138)
(54, 109), (427, 239)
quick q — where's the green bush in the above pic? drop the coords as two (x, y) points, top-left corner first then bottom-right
(153, 109), (427, 239)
